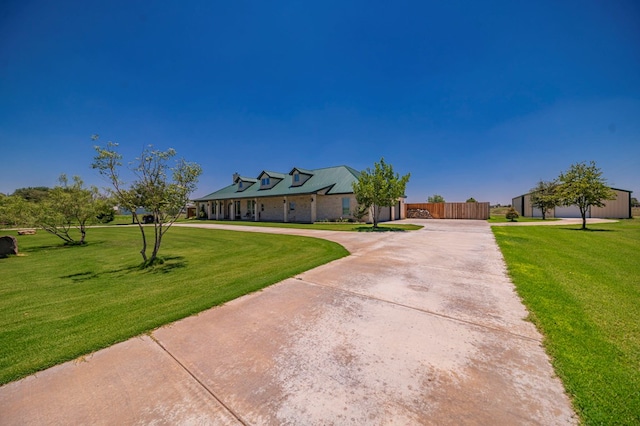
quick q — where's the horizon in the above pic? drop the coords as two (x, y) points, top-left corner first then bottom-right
(1, 1), (639, 205)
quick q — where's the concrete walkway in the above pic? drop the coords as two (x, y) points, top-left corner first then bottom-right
(0, 220), (576, 425)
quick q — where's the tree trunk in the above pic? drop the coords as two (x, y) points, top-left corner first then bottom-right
(372, 205), (379, 228)
(79, 222), (86, 244)
(133, 213), (148, 262)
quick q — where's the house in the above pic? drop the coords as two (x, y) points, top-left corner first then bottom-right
(512, 187), (632, 219)
(193, 165), (406, 223)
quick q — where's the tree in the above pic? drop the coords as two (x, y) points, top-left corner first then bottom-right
(428, 194), (445, 203)
(557, 161), (616, 230)
(92, 138), (202, 266)
(466, 197), (477, 203)
(352, 158), (410, 228)
(529, 180), (561, 220)
(11, 186), (51, 203)
(631, 197), (639, 208)
(0, 195), (36, 228)
(505, 207), (519, 222)
(36, 174), (110, 244)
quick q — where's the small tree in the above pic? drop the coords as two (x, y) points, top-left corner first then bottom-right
(36, 174), (108, 245)
(505, 207), (519, 222)
(352, 158), (410, 228)
(466, 197), (477, 203)
(428, 194), (445, 203)
(557, 161), (616, 230)
(351, 204), (369, 223)
(529, 180), (560, 220)
(92, 138), (202, 266)
(0, 195), (36, 228)
(631, 197), (639, 208)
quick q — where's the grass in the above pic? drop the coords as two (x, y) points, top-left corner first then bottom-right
(488, 215), (559, 223)
(492, 219), (640, 425)
(193, 219), (423, 232)
(0, 226), (348, 385)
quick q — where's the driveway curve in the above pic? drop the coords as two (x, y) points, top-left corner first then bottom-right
(0, 220), (576, 425)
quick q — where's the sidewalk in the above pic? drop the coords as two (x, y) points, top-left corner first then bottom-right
(0, 220), (576, 424)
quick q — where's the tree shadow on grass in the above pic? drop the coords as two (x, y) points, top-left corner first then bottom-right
(355, 226), (407, 232)
(560, 228), (614, 232)
(60, 256), (186, 282)
(22, 240), (107, 254)
(145, 256), (187, 274)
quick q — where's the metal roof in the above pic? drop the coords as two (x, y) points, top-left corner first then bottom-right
(194, 165), (361, 201)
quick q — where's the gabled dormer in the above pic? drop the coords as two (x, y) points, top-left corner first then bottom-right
(233, 174), (257, 192)
(257, 171), (286, 190)
(289, 167), (314, 187)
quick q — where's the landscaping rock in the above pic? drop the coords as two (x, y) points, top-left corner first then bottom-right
(0, 235), (18, 257)
(17, 229), (36, 235)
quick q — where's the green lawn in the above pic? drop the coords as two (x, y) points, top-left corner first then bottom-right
(0, 226), (348, 385)
(193, 219), (423, 232)
(488, 215), (559, 223)
(492, 219), (640, 425)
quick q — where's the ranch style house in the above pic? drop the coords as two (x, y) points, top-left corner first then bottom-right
(193, 165), (406, 223)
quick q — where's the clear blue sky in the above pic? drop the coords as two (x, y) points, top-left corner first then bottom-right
(1, 1), (638, 204)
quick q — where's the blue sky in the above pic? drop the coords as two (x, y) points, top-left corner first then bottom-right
(1, 1), (638, 204)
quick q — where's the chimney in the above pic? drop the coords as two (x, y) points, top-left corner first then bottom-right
(233, 172), (240, 183)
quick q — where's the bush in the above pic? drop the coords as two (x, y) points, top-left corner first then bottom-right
(505, 207), (519, 222)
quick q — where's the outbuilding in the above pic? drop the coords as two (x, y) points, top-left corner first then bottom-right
(512, 187), (632, 219)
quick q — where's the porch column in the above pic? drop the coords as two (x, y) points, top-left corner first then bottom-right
(207, 201), (212, 219)
(310, 195), (317, 223)
(230, 199), (235, 220)
(391, 204), (395, 222)
(255, 198), (259, 221)
(283, 196), (288, 222)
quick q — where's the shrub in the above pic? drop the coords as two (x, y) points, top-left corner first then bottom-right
(505, 207), (519, 222)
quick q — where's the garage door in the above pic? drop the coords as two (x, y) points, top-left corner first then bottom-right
(555, 205), (590, 218)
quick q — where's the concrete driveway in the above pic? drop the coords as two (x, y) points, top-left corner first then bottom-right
(0, 220), (576, 425)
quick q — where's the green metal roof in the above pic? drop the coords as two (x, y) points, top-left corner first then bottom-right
(194, 165), (361, 201)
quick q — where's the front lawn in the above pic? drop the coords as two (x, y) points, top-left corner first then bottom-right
(488, 215), (559, 223)
(493, 219), (640, 425)
(0, 227), (348, 385)
(196, 219), (422, 232)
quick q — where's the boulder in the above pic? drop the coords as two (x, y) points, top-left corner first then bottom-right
(0, 235), (18, 258)
(17, 229), (36, 235)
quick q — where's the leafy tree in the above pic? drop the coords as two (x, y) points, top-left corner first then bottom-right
(505, 207), (519, 222)
(557, 161), (616, 230)
(631, 197), (639, 208)
(428, 194), (445, 203)
(529, 180), (561, 220)
(352, 158), (410, 228)
(351, 204), (369, 223)
(0, 195), (35, 228)
(466, 197), (477, 203)
(36, 174), (110, 244)
(92, 138), (202, 266)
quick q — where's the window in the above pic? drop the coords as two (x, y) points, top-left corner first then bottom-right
(239, 181), (243, 189)
(247, 200), (255, 217)
(261, 177), (270, 186)
(342, 197), (350, 215)
(294, 174), (300, 183)
(289, 202), (296, 211)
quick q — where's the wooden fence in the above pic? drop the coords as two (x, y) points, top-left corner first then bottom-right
(405, 202), (490, 220)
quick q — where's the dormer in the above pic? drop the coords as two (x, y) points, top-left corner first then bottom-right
(234, 175), (257, 192)
(257, 171), (286, 190)
(289, 167), (314, 187)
